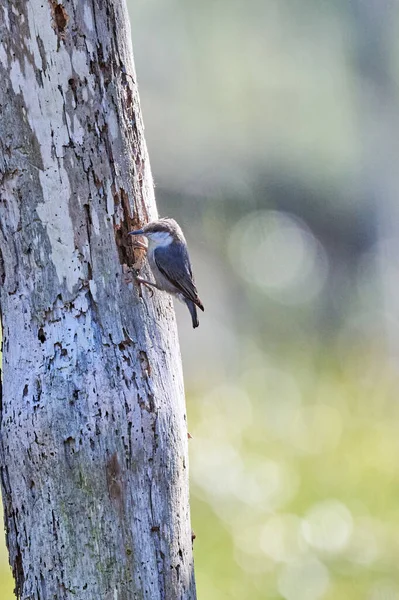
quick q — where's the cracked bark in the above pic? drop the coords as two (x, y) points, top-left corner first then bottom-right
(0, 1), (196, 599)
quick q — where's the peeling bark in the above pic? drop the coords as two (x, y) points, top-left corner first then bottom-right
(0, 1), (196, 599)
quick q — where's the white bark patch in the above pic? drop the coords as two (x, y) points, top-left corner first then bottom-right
(143, 148), (158, 221)
(90, 207), (101, 235)
(107, 108), (119, 140)
(2, 5), (10, 29)
(37, 167), (83, 291)
(7, 2), (96, 291)
(0, 44), (8, 68)
(106, 180), (114, 217)
(26, 4), (44, 70)
(65, 112), (85, 147)
(84, 4), (94, 32)
(89, 279), (98, 301)
(1, 176), (21, 233)
(82, 87), (89, 103)
(72, 115), (85, 146)
(71, 49), (92, 79)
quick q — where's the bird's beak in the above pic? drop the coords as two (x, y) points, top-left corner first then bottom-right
(128, 229), (147, 250)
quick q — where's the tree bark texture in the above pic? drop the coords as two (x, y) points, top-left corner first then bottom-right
(0, 2), (196, 599)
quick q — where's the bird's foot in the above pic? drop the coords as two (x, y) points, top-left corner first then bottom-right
(136, 277), (155, 297)
(123, 266), (158, 298)
(122, 264), (135, 285)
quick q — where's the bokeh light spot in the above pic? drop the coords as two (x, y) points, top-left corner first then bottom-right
(260, 514), (305, 563)
(301, 500), (353, 554)
(278, 556), (330, 600)
(228, 210), (328, 304)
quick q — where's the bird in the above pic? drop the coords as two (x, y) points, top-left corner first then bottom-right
(128, 218), (204, 328)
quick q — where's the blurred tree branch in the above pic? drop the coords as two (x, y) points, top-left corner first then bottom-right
(351, 0), (399, 357)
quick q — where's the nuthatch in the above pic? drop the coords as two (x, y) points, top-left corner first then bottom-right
(128, 218), (204, 328)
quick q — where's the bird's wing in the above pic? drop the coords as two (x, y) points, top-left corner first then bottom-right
(154, 243), (203, 308)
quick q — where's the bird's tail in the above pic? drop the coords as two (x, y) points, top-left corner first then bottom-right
(195, 296), (204, 312)
(185, 299), (199, 328)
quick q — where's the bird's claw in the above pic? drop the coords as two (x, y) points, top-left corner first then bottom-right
(123, 266), (155, 298)
(136, 277), (155, 297)
(122, 264), (135, 285)
(141, 282), (154, 297)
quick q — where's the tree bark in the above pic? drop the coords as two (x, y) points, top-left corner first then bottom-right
(0, 2), (196, 599)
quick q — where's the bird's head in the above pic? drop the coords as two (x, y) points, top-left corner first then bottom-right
(129, 218), (184, 248)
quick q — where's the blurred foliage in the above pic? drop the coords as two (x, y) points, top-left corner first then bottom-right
(187, 348), (399, 599)
(2, 0), (399, 599)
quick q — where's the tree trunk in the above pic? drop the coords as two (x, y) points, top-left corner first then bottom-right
(0, 2), (196, 599)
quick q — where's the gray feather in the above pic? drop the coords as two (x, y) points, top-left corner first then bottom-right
(185, 299), (199, 328)
(154, 242), (204, 310)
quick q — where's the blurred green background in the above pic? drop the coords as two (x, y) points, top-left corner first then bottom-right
(2, 1), (399, 598)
